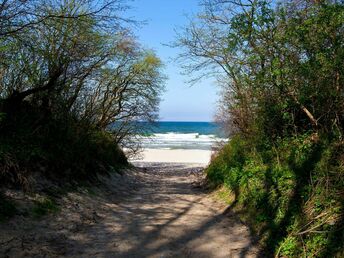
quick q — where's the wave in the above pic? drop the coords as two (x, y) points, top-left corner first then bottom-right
(140, 132), (228, 150)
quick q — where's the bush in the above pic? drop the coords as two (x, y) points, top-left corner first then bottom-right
(207, 135), (248, 188)
(206, 134), (344, 257)
(0, 103), (128, 187)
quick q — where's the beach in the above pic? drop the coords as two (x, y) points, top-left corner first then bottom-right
(126, 122), (225, 165)
(1, 162), (257, 258)
(131, 148), (212, 164)
(1, 122), (256, 258)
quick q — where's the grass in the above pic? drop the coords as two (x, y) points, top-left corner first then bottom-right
(213, 186), (235, 206)
(206, 134), (344, 257)
(32, 196), (59, 218)
(0, 103), (128, 188)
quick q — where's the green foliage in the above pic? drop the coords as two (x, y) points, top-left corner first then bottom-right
(0, 105), (128, 185)
(207, 135), (344, 257)
(32, 197), (59, 218)
(180, 1), (344, 256)
(0, 0), (164, 186)
(207, 135), (247, 188)
(279, 236), (299, 257)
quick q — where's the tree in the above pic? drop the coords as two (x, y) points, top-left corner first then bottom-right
(0, 0), (165, 156)
(81, 46), (165, 154)
(176, 0), (344, 138)
(183, 1), (344, 256)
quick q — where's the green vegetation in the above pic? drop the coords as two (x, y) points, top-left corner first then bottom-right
(0, 111), (128, 185)
(178, 0), (344, 256)
(0, 0), (164, 187)
(207, 135), (343, 257)
(32, 196), (59, 218)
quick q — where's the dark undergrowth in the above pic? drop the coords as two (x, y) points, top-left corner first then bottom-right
(207, 134), (344, 257)
(0, 192), (17, 222)
(0, 101), (128, 220)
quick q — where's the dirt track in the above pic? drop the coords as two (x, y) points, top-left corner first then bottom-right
(1, 163), (258, 258)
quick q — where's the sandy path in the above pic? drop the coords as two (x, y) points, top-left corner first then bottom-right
(1, 163), (257, 258)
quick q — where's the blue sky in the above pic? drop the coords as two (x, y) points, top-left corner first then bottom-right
(128, 0), (219, 122)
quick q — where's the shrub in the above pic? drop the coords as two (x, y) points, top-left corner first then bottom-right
(0, 104), (128, 187)
(207, 134), (344, 257)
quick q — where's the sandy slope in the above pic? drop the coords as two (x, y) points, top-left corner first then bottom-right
(0, 163), (257, 258)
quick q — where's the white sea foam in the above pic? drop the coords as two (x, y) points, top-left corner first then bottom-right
(140, 132), (227, 150)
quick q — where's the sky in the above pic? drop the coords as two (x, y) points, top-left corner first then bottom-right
(128, 0), (219, 122)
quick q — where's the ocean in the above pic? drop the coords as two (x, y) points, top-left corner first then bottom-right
(140, 121), (227, 150)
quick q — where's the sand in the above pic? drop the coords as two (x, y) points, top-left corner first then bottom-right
(0, 163), (258, 257)
(131, 148), (212, 164)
